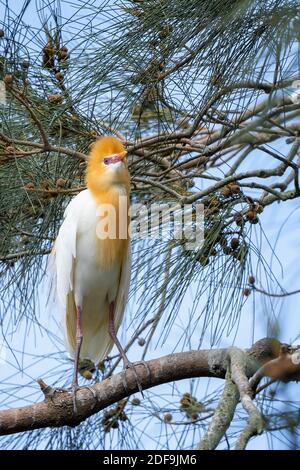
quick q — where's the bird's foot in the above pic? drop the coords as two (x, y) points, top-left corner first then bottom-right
(70, 383), (98, 413)
(70, 383), (80, 413)
(82, 385), (98, 410)
(135, 360), (152, 383)
(50, 383), (97, 413)
(122, 360), (150, 398)
(40, 384), (78, 411)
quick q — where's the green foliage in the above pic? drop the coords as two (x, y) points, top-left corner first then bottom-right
(0, 0), (299, 450)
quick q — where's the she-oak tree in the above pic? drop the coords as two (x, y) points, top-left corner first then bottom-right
(0, 0), (300, 450)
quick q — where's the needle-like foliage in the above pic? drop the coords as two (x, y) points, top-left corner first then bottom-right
(0, 0), (299, 450)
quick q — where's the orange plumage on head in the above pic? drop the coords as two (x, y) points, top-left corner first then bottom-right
(89, 136), (126, 165)
(85, 136), (130, 267)
(86, 136), (130, 199)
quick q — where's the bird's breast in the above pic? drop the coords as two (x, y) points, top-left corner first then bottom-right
(74, 227), (122, 305)
(92, 185), (129, 268)
(73, 188), (128, 304)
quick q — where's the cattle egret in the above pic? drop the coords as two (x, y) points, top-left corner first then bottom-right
(53, 136), (138, 405)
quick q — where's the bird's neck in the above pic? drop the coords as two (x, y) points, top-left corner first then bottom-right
(90, 184), (128, 203)
(90, 185), (130, 268)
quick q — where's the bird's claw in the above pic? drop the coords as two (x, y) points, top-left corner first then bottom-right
(51, 383), (97, 413)
(83, 385), (98, 410)
(122, 360), (151, 398)
(70, 383), (80, 413)
(71, 384), (98, 412)
(43, 385), (79, 412)
(135, 360), (152, 383)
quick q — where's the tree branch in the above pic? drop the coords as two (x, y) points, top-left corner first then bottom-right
(198, 367), (239, 450)
(0, 349), (227, 436)
(1, 338), (299, 439)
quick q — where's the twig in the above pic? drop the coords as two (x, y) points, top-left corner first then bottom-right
(7, 86), (50, 149)
(0, 133), (88, 161)
(0, 248), (51, 262)
(252, 285), (300, 298)
(23, 186), (86, 195)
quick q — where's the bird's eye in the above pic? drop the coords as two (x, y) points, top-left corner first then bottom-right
(103, 158), (109, 165)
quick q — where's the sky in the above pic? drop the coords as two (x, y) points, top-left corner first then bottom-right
(0, 0), (300, 450)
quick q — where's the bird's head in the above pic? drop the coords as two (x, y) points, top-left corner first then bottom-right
(86, 136), (130, 196)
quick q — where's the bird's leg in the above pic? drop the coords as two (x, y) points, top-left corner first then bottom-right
(71, 305), (83, 412)
(108, 301), (143, 396)
(73, 305), (83, 386)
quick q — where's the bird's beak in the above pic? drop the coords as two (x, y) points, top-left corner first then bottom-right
(104, 151), (127, 165)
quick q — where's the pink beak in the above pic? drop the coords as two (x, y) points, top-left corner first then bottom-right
(104, 151), (127, 165)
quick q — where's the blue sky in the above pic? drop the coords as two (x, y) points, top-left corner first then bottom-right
(0, 0), (300, 450)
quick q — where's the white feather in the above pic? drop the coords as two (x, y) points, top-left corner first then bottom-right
(52, 188), (131, 364)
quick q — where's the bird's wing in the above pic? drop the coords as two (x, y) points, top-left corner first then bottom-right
(52, 190), (91, 315)
(51, 189), (131, 363)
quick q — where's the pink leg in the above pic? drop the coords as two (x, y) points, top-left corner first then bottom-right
(70, 305), (97, 413)
(72, 305), (83, 387)
(108, 301), (130, 367)
(108, 301), (145, 395)
(51, 306), (96, 414)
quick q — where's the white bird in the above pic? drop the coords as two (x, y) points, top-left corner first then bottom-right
(53, 136), (134, 397)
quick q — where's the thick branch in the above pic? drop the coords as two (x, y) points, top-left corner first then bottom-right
(228, 347), (264, 450)
(0, 349), (228, 436)
(1, 339), (298, 439)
